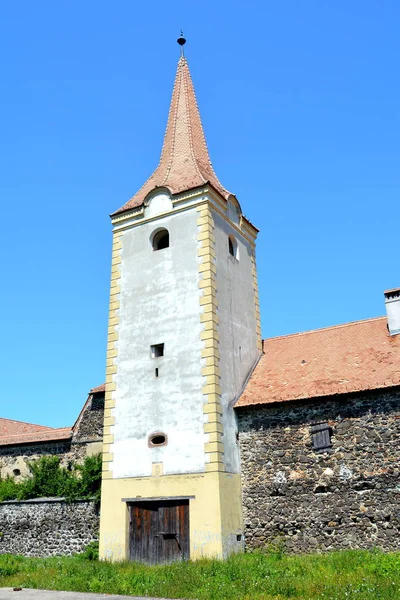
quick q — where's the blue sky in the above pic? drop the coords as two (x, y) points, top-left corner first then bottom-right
(0, 1), (399, 427)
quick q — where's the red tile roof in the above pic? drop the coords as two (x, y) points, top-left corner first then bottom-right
(0, 383), (105, 447)
(90, 383), (105, 393)
(236, 316), (400, 408)
(112, 57), (233, 216)
(0, 418), (72, 447)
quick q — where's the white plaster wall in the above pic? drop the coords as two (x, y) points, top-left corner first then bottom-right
(144, 193), (173, 218)
(386, 297), (400, 335)
(213, 211), (259, 473)
(112, 207), (205, 478)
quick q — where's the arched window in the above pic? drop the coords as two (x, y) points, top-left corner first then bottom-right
(152, 228), (169, 251)
(228, 235), (239, 260)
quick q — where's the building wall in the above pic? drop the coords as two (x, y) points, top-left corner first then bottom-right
(0, 499), (99, 557)
(100, 190), (259, 561)
(100, 471), (243, 561)
(0, 392), (104, 479)
(0, 440), (79, 480)
(238, 389), (400, 552)
(212, 209), (259, 473)
(73, 392), (105, 445)
(110, 205), (205, 478)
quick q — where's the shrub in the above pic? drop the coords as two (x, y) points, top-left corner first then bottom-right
(76, 541), (99, 561)
(0, 454), (102, 502)
(19, 456), (71, 499)
(0, 476), (21, 502)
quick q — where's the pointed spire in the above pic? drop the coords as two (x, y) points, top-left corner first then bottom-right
(113, 55), (232, 215)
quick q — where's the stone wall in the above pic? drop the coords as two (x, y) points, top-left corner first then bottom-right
(0, 441), (79, 479)
(73, 392), (105, 443)
(238, 388), (400, 553)
(0, 498), (99, 557)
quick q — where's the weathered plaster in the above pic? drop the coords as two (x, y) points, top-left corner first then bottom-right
(111, 206), (204, 478)
(99, 471), (243, 561)
(212, 209), (259, 473)
(144, 192), (173, 218)
(100, 188), (258, 562)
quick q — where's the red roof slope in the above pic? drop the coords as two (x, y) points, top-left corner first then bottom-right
(90, 383), (105, 393)
(236, 316), (400, 408)
(0, 418), (72, 447)
(113, 56), (232, 216)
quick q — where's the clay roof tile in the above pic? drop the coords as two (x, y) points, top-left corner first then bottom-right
(112, 56), (232, 216)
(0, 418), (72, 447)
(236, 316), (400, 408)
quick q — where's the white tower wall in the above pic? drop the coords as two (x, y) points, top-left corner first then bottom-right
(111, 206), (205, 478)
(212, 209), (260, 473)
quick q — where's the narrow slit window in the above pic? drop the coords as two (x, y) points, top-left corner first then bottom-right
(152, 228), (169, 251)
(151, 343), (164, 358)
(311, 422), (332, 450)
(228, 235), (239, 260)
(155, 367), (159, 378)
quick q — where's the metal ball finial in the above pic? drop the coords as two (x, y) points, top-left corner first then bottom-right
(177, 30), (186, 47)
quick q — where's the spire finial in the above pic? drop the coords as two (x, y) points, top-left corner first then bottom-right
(177, 30), (186, 56)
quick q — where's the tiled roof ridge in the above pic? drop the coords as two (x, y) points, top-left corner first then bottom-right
(1, 427), (72, 440)
(112, 56), (232, 216)
(180, 57), (207, 186)
(237, 314), (399, 409)
(159, 56), (188, 186)
(0, 417), (55, 431)
(0, 427), (73, 447)
(90, 383), (105, 393)
(263, 316), (387, 343)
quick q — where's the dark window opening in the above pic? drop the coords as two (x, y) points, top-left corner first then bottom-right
(228, 235), (239, 259)
(149, 432), (168, 447)
(151, 343), (164, 358)
(311, 422), (332, 451)
(152, 229), (169, 251)
(13, 469), (21, 476)
(155, 368), (159, 378)
(236, 534), (242, 542)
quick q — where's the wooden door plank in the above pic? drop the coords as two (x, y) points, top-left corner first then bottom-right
(129, 500), (190, 564)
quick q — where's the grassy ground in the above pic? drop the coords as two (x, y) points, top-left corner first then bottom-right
(0, 549), (399, 600)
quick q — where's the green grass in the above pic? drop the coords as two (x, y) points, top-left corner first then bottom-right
(0, 549), (399, 599)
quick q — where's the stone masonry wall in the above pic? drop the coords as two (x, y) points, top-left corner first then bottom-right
(73, 392), (105, 442)
(0, 499), (99, 557)
(0, 441), (81, 480)
(238, 389), (400, 553)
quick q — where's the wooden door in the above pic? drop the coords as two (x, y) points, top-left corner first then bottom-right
(129, 500), (189, 564)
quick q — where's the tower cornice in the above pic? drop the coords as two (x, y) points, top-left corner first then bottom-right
(110, 185), (258, 245)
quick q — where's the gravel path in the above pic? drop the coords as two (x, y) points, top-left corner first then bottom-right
(0, 589), (181, 600)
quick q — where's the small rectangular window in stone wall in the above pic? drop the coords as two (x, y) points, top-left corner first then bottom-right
(311, 422), (332, 450)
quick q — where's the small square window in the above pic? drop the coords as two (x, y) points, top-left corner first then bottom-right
(311, 422), (332, 450)
(151, 343), (164, 358)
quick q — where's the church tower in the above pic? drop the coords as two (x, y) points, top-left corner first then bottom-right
(99, 40), (262, 563)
